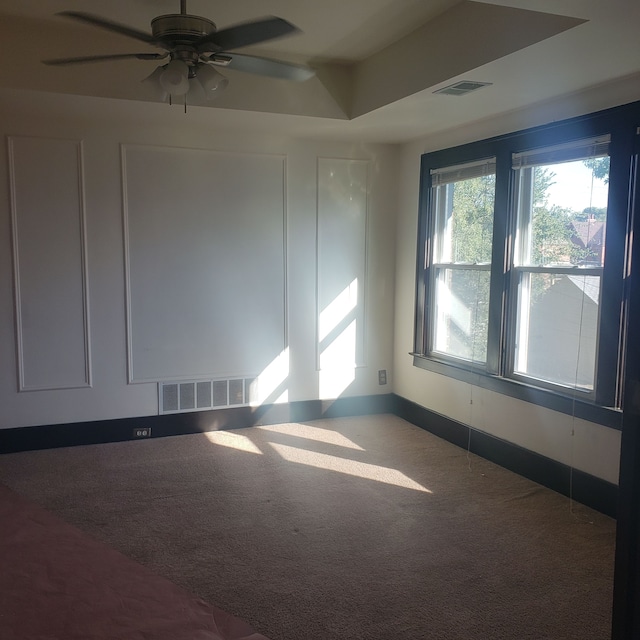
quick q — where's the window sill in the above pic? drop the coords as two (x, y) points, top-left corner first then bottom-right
(411, 354), (622, 430)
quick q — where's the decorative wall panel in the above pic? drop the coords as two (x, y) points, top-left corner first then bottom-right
(9, 136), (91, 391)
(317, 158), (368, 379)
(122, 145), (286, 382)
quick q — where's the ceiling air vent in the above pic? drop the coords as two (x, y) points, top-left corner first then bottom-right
(434, 81), (492, 96)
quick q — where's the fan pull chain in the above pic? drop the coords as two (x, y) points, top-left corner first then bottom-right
(467, 425), (473, 472)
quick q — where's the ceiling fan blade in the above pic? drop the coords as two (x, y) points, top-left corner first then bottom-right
(57, 11), (166, 48)
(43, 53), (168, 66)
(207, 53), (315, 82)
(196, 16), (299, 52)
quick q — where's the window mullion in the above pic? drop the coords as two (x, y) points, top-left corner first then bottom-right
(486, 151), (510, 376)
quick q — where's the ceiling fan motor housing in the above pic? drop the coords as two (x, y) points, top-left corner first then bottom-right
(151, 14), (217, 44)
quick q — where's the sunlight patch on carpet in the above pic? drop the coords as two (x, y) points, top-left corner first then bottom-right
(268, 442), (432, 493)
(205, 431), (263, 454)
(256, 423), (365, 450)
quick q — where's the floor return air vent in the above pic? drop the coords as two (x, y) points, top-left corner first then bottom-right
(159, 377), (255, 414)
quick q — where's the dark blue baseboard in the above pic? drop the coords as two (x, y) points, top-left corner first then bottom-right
(391, 394), (618, 518)
(0, 394), (394, 455)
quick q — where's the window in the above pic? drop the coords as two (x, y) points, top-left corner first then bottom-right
(414, 103), (640, 426)
(430, 160), (495, 364)
(510, 137), (609, 394)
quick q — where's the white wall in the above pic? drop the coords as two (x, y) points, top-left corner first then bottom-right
(0, 83), (629, 485)
(0, 90), (398, 430)
(392, 101), (628, 485)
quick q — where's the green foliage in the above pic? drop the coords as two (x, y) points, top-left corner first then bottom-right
(435, 175), (495, 361)
(444, 162), (609, 269)
(533, 167), (555, 207)
(583, 157), (610, 183)
(530, 167), (573, 265)
(433, 160), (609, 362)
(447, 168), (562, 266)
(450, 174), (495, 263)
(532, 204), (573, 265)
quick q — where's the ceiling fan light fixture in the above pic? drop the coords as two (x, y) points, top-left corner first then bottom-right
(186, 75), (206, 104)
(142, 65), (169, 101)
(159, 59), (190, 96)
(197, 64), (229, 98)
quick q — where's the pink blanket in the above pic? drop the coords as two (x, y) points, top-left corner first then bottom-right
(0, 484), (269, 640)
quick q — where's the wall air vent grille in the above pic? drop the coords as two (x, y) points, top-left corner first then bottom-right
(229, 379), (244, 405)
(180, 383), (195, 410)
(212, 380), (228, 407)
(162, 384), (179, 412)
(196, 381), (212, 408)
(433, 81), (493, 96)
(159, 377), (255, 414)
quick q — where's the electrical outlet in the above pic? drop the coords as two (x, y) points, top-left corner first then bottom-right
(378, 369), (387, 385)
(133, 427), (152, 438)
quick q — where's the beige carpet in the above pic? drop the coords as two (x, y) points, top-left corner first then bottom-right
(0, 414), (615, 640)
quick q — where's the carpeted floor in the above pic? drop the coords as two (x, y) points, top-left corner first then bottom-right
(0, 414), (616, 640)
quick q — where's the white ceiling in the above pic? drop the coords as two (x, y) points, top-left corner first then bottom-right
(0, 0), (639, 143)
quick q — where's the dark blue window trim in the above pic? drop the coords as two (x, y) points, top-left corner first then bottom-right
(414, 101), (640, 430)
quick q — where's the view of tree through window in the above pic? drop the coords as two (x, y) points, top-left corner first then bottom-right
(527, 160), (609, 268)
(513, 154), (609, 389)
(416, 108), (636, 413)
(443, 161), (609, 269)
(449, 174), (495, 263)
(427, 148), (610, 386)
(431, 170), (495, 363)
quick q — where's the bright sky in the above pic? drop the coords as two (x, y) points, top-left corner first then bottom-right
(544, 160), (609, 212)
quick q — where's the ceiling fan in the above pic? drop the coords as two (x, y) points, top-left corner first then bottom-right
(43, 1), (315, 104)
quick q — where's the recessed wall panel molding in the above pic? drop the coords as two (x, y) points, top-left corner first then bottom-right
(8, 136), (92, 391)
(122, 144), (286, 383)
(316, 158), (369, 380)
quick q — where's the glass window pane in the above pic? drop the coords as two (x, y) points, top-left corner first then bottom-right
(514, 273), (600, 390)
(433, 268), (490, 363)
(434, 173), (495, 264)
(515, 157), (609, 267)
